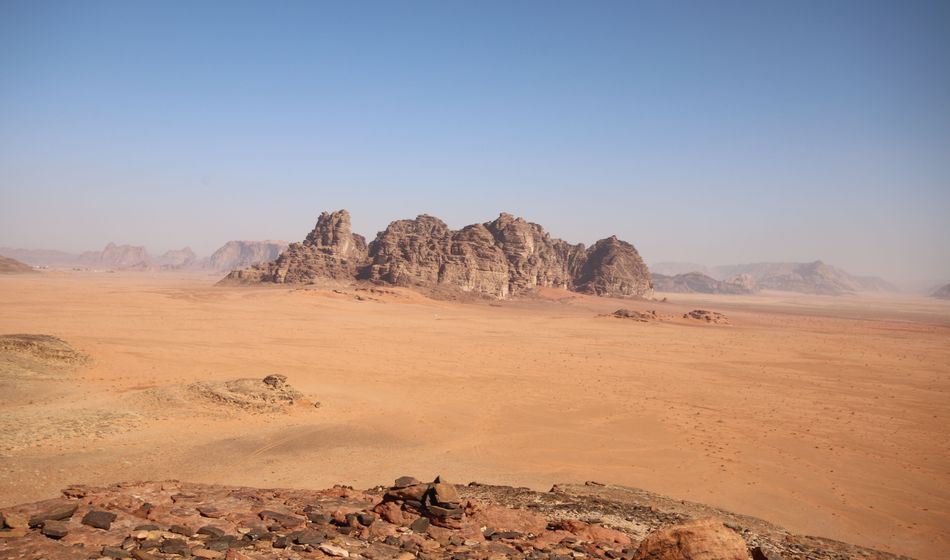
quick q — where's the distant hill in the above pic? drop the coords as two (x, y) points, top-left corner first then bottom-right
(0, 255), (36, 274)
(710, 261), (895, 295)
(933, 284), (950, 299)
(651, 272), (754, 295)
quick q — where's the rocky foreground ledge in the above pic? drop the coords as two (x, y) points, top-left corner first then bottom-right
(0, 478), (908, 560)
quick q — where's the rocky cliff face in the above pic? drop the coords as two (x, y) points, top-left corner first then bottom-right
(226, 211), (367, 283)
(226, 210), (653, 299)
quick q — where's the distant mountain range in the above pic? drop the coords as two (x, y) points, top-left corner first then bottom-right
(933, 284), (950, 299)
(651, 261), (896, 296)
(0, 240), (288, 273)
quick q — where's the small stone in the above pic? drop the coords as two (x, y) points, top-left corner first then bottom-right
(273, 535), (289, 548)
(358, 512), (376, 526)
(41, 519), (69, 539)
(430, 483), (460, 506)
(135, 524), (161, 531)
(82, 510), (117, 530)
(198, 525), (226, 537)
(193, 550), (225, 560)
(295, 530), (325, 545)
(29, 503), (78, 527)
(160, 538), (191, 556)
(198, 506), (226, 518)
(319, 543), (351, 557)
(409, 517), (430, 533)
(307, 512), (331, 524)
(102, 546), (133, 559)
(169, 524), (195, 537)
(258, 510), (304, 528)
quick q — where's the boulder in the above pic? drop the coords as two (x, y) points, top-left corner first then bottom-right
(632, 518), (751, 560)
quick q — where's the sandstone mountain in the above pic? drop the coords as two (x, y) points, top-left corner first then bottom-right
(650, 262), (711, 277)
(651, 272), (755, 295)
(0, 255), (36, 274)
(204, 240), (289, 272)
(225, 210), (653, 299)
(933, 283), (950, 299)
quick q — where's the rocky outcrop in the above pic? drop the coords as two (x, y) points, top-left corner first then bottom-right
(575, 236), (652, 297)
(206, 241), (289, 272)
(652, 272), (755, 295)
(225, 211), (367, 284)
(227, 210), (653, 299)
(0, 255), (36, 274)
(932, 283), (950, 299)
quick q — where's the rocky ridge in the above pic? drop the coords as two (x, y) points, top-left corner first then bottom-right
(225, 210), (652, 300)
(0, 478), (907, 560)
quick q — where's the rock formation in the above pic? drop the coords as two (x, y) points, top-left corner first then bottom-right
(225, 210), (653, 300)
(205, 240), (289, 272)
(0, 255), (36, 274)
(651, 272), (754, 295)
(683, 310), (729, 324)
(227, 211), (367, 284)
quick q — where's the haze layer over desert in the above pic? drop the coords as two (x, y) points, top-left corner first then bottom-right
(1, 271), (947, 558)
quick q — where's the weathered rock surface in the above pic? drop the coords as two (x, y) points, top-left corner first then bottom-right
(225, 210), (653, 299)
(651, 272), (754, 295)
(0, 255), (36, 274)
(205, 241), (289, 272)
(0, 479), (905, 560)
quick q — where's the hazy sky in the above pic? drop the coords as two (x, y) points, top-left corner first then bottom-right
(1, 1), (948, 287)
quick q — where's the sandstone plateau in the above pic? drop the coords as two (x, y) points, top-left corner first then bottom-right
(225, 210), (653, 299)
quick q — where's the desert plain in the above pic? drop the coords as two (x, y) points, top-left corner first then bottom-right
(0, 271), (948, 559)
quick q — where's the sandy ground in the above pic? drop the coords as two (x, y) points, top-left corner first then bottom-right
(0, 272), (948, 559)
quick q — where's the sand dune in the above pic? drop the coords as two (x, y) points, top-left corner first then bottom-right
(0, 272), (947, 558)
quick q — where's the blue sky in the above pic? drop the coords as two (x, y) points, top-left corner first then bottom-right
(1, 1), (948, 287)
